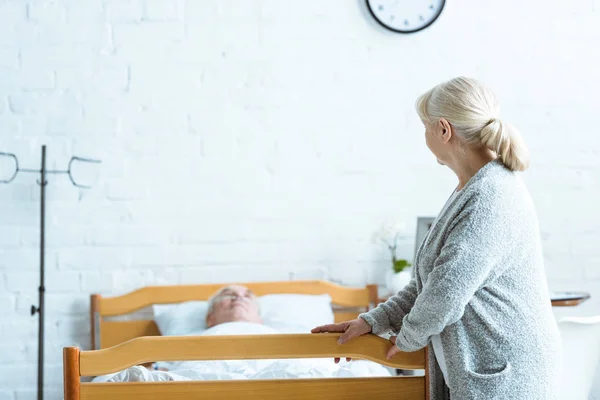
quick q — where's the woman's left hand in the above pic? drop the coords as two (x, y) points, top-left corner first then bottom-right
(386, 336), (401, 360)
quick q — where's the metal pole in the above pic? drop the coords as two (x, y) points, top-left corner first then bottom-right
(0, 146), (101, 400)
(0, 146), (100, 400)
(37, 145), (46, 400)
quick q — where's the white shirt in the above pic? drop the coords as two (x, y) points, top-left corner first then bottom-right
(431, 334), (449, 383)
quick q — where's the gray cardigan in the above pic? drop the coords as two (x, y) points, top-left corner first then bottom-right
(360, 159), (562, 400)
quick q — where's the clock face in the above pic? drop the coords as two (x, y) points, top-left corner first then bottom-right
(366, 0), (446, 34)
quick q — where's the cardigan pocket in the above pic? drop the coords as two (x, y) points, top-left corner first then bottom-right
(460, 362), (513, 400)
(466, 361), (511, 380)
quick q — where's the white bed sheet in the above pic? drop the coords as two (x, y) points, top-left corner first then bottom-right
(93, 322), (392, 383)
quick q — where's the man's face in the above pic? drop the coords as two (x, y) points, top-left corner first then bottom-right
(206, 285), (262, 328)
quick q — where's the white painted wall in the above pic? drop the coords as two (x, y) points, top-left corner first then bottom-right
(0, 0), (599, 398)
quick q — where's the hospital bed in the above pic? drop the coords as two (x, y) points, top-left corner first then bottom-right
(63, 280), (429, 399)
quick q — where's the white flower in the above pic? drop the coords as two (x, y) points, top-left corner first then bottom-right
(372, 220), (407, 248)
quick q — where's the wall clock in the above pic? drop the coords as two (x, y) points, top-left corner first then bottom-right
(366, 0), (446, 34)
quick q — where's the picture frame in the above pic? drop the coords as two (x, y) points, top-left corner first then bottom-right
(414, 216), (436, 260)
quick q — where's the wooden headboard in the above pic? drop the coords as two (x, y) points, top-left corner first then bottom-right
(91, 280), (379, 350)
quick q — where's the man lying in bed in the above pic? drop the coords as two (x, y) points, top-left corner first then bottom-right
(142, 284), (267, 371)
(98, 285), (392, 382)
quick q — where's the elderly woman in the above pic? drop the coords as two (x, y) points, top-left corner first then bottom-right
(313, 77), (562, 399)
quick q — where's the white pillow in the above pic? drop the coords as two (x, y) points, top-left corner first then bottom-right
(151, 294), (334, 336)
(258, 294), (334, 332)
(153, 301), (208, 336)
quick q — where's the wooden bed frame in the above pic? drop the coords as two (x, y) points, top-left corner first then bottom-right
(89, 280), (380, 350)
(64, 280), (430, 399)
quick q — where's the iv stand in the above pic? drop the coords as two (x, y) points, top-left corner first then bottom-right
(0, 145), (101, 400)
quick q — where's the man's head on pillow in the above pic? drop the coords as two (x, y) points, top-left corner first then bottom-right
(206, 285), (262, 328)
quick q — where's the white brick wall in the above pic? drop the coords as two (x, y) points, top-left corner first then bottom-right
(1, 0), (599, 398)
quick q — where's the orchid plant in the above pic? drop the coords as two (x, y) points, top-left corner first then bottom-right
(372, 221), (412, 274)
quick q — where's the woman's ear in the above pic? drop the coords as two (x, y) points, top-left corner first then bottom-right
(438, 118), (452, 143)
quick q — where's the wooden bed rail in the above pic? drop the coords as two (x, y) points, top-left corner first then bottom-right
(76, 333), (425, 376)
(97, 280), (377, 317)
(65, 333), (429, 400)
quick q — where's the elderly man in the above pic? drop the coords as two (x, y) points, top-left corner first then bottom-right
(205, 284), (263, 328)
(142, 284), (264, 371)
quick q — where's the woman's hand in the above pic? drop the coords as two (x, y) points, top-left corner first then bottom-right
(311, 318), (373, 363)
(386, 336), (401, 360)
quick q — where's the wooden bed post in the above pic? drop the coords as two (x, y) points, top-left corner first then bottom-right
(63, 347), (80, 400)
(90, 294), (101, 350)
(366, 284), (378, 311)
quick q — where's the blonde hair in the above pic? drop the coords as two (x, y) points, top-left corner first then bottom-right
(415, 77), (530, 172)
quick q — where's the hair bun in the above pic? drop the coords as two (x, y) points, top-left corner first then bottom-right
(486, 117), (500, 127)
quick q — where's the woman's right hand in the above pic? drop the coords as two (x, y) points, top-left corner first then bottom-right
(311, 318), (373, 363)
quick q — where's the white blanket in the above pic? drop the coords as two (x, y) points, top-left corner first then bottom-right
(93, 322), (392, 383)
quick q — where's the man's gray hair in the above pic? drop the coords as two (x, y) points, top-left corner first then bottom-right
(205, 285), (261, 318)
(206, 285), (233, 315)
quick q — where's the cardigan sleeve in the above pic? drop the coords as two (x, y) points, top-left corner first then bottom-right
(358, 278), (418, 335)
(395, 195), (510, 352)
